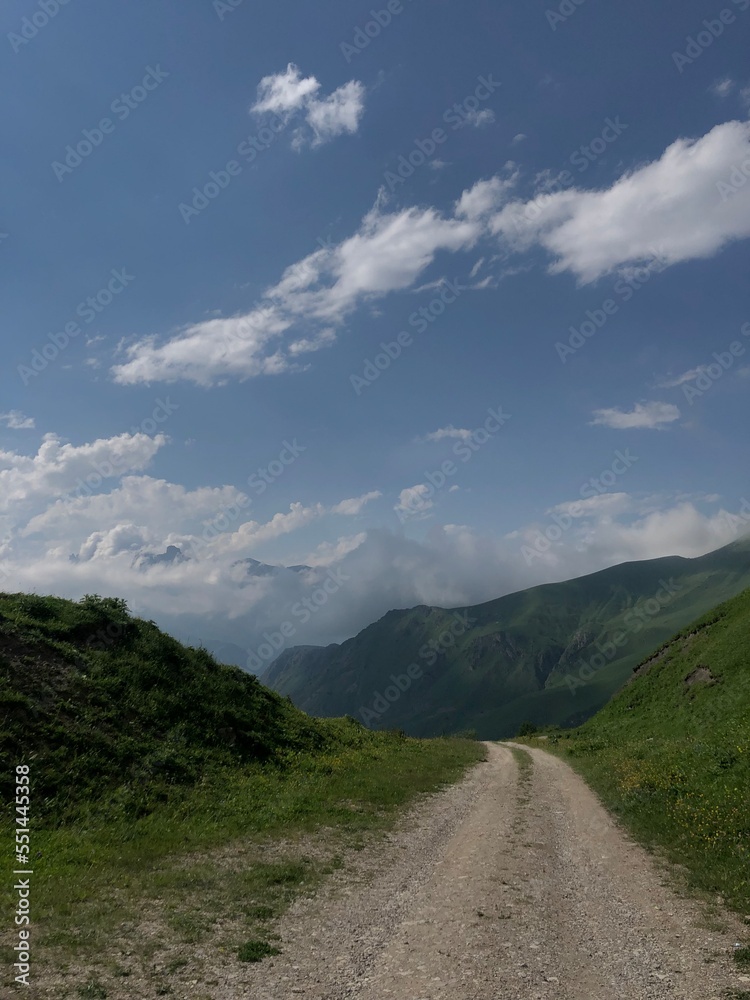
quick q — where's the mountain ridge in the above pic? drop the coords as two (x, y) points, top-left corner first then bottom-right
(262, 537), (750, 737)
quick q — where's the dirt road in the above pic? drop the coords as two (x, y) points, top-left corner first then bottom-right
(237, 742), (747, 1000)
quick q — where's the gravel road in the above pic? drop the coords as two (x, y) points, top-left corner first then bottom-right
(235, 742), (747, 1000)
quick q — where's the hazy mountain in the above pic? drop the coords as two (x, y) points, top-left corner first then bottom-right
(262, 538), (750, 738)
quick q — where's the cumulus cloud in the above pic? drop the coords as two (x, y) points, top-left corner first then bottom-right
(251, 64), (321, 117)
(490, 120), (750, 283)
(455, 173), (517, 220)
(0, 432), (167, 514)
(330, 491), (382, 516)
(0, 426), (746, 659)
(305, 80), (366, 145)
(112, 121), (750, 387)
(590, 401), (681, 430)
(251, 63), (365, 149)
(0, 411), (35, 430)
(112, 199), (481, 386)
(394, 485), (434, 518)
(417, 426), (473, 443)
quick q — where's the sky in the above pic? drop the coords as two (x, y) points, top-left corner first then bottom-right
(1, 0), (749, 667)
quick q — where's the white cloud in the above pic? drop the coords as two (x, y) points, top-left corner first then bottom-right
(456, 173), (517, 221)
(590, 401), (681, 430)
(417, 425), (473, 443)
(0, 411), (35, 430)
(330, 491), (382, 516)
(251, 64), (365, 150)
(394, 484), (434, 518)
(111, 121), (750, 387)
(0, 426), (747, 656)
(305, 80), (365, 146)
(301, 532), (367, 567)
(251, 63), (321, 118)
(490, 120), (750, 283)
(655, 367), (706, 388)
(512, 133), (527, 145)
(463, 108), (495, 128)
(112, 197), (481, 386)
(112, 307), (292, 387)
(0, 432), (167, 514)
(711, 78), (735, 98)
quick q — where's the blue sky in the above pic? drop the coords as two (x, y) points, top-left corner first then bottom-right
(1, 0), (749, 662)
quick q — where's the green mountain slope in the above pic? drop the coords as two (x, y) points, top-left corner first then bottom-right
(552, 586), (750, 913)
(263, 538), (750, 737)
(0, 592), (376, 819)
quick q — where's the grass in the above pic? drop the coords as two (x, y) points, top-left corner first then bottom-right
(0, 733), (484, 993)
(538, 588), (750, 918)
(237, 940), (281, 963)
(0, 589), (485, 995)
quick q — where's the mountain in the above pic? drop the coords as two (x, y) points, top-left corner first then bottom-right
(262, 537), (750, 738)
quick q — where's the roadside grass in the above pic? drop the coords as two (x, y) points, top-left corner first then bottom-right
(1, 733), (484, 996)
(531, 589), (750, 922)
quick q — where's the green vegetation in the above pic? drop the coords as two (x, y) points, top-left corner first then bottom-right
(0, 591), (484, 995)
(516, 720), (538, 737)
(0, 591), (348, 820)
(237, 939), (281, 962)
(265, 537), (750, 737)
(547, 587), (750, 915)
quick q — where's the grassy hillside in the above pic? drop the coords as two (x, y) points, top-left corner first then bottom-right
(0, 591), (348, 821)
(547, 587), (750, 914)
(0, 591), (484, 995)
(264, 538), (750, 737)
